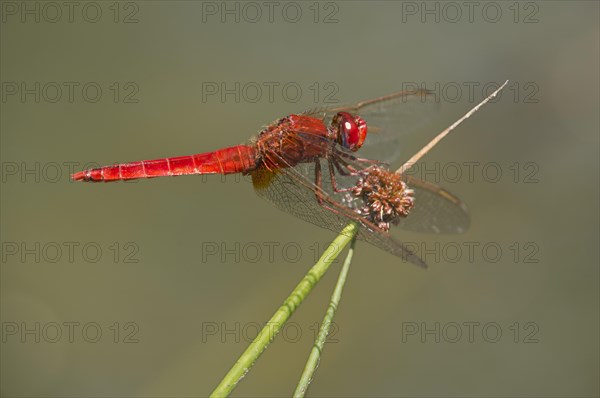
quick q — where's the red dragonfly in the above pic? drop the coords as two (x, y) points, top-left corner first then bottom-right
(73, 90), (469, 267)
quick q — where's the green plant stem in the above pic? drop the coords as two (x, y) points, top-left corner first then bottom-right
(210, 222), (359, 398)
(293, 236), (356, 398)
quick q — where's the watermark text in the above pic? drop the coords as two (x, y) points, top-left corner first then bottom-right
(1, 241), (140, 264)
(1, 321), (140, 343)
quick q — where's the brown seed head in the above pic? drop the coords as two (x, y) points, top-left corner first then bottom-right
(351, 166), (414, 231)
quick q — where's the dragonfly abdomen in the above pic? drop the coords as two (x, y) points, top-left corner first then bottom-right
(72, 145), (259, 182)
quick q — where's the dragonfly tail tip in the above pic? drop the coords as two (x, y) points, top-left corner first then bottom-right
(71, 171), (87, 182)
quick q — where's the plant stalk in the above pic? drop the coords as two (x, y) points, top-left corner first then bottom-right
(210, 222), (359, 398)
(293, 236), (356, 397)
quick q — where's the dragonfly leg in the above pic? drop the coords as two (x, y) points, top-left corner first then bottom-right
(333, 155), (365, 174)
(327, 160), (352, 193)
(333, 149), (381, 168)
(332, 158), (358, 176)
(353, 156), (382, 164)
(313, 159), (346, 205)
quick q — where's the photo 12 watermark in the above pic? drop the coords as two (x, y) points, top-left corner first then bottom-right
(401, 241), (540, 264)
(399, 1), (540, 24)
(200, 1), (340, 24)
(1, 1), (140, 24)
(200, 81), (340, 104)
(1, 241), (140, 264)
(1, 161), (147, 184)
(400, 321), (540, 343)
(399, 81), (539, 104)
(402, 161), (541, 184)
(200, 321), (340, 344)
(1, 321), (140, 343)
(200, 240), (329, 264)
(1, 81), (140, 104)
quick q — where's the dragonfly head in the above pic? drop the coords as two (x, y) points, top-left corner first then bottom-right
(333, 112), (367, 151)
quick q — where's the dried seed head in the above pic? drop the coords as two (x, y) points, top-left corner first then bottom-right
(351, 166), (414, 231)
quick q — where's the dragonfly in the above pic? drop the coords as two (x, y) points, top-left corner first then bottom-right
(72, 89), (469, 267)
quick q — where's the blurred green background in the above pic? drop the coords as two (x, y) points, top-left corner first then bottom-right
(1, 1), (598, 397)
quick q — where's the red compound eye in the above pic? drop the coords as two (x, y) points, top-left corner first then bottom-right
(333, 112), (367, 151)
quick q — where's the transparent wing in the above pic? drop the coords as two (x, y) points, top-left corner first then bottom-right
(273, 131), (469, 234)
(397, 175), (470, 234)
(249, 130), (469, 266)
(251, 158), (427, 268)
(304, 89), (439, 165)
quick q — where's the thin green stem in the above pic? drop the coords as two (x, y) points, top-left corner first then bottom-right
(210, 222), (359, 398)
(293, 236), (356, 398)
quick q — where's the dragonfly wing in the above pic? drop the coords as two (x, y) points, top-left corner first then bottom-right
(251, 155), (427, 268)
(275, 133), (469, 235)
(304, 89), (439, 165)
(396, 175), (470, 234)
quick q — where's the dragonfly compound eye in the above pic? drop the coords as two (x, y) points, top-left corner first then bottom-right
(334, 112), (367, 151)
